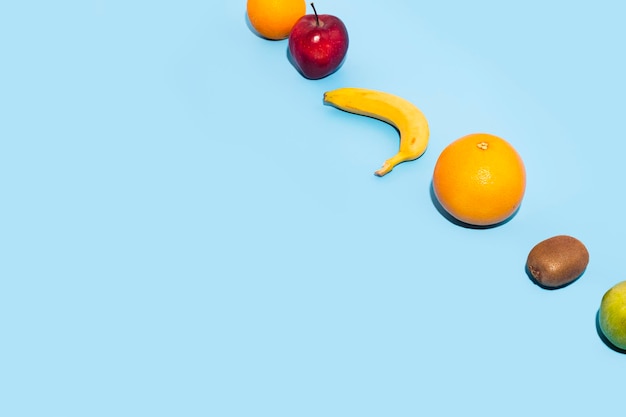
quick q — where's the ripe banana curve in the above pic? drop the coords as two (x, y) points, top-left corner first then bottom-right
(323, 87), (430, 176)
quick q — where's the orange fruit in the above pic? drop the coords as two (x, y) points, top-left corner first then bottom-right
(246, 0), (306, 40)
(432, 133), (526, 227)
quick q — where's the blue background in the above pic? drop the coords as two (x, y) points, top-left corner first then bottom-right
(1, 1), (625, 415)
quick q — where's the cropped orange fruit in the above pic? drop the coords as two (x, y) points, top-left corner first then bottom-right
(432, 133), (526, 226)
(246, 0), (306, 40)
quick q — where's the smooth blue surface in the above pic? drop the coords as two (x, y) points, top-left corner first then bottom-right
(1, 1), (625, 415)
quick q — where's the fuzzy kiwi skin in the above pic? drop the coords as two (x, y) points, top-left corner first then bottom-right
(526, 235), (589, 289)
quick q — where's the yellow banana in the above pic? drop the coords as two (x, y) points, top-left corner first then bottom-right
(323, 87), (430, 176)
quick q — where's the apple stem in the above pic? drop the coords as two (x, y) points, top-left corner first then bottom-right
(310, 2), (319, 26)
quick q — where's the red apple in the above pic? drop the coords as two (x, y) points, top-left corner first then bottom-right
(288, 3), (349, 80)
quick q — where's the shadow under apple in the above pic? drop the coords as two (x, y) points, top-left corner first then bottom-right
(285, 46), (347, 80)
(595, 309), (626, 354)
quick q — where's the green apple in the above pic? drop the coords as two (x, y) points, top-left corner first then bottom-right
(599, 280), (626, 350)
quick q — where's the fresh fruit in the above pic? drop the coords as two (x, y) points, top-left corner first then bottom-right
(526, 235), (589, 289)
(432, 133), (526, 226)
(246, 0), (306, 40)
(599, 280), (626, 351)
(288, 3), (349, 79)
(323, 87), (429, 176)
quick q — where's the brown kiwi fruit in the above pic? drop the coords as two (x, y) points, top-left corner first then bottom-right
(526, 235), (589, 289)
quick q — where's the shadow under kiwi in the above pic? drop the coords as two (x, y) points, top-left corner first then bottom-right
(595, 310), (626, 354)
(524, 264), (587, 290)
(429, 180), (521, 229)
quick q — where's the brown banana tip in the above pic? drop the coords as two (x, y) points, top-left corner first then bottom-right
(374, 166), (391, 177)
